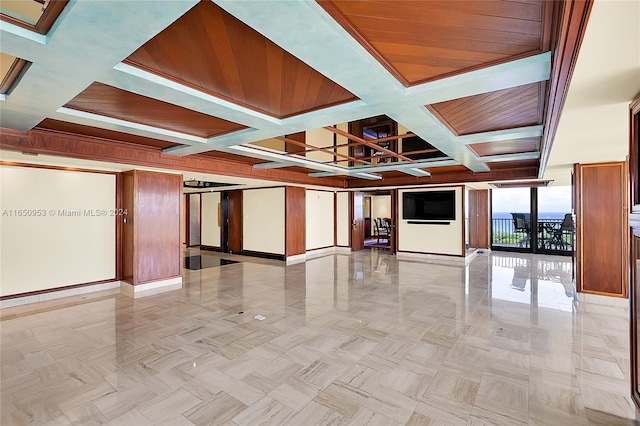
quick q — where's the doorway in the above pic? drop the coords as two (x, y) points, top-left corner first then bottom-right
(491, 187), (573, 256)
(354, 190), (397, 253)
(221, 190), (242, 254)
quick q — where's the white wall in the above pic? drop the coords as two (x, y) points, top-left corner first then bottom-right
(306, 190), (334, 250)
(336, 192), (350, 246)
(335, 122), (349, 167)
(306, 128), (334, 163)
(201, 192), (221, 247)
(251, 137), (285, 151)
(0, 166), (116, 296)
(371, 195), (391, 234)
(243, 187), (285, 255)
(397, 187), (464, 256)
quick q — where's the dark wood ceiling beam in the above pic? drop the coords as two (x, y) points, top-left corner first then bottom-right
(291, 132), (419, 155)
(276, 136), (371, 165)
(0, 128), (347, 188)
(344, 164), (539, 188)
(539, 0), (594, 178)
(322, 126), (417, 164)
(357, 148), (440, 161)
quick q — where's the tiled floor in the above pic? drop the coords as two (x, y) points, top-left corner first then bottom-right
(1, 250), (638, 425)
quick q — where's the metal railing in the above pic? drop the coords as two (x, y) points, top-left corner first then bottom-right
(492, 217), (573, 253)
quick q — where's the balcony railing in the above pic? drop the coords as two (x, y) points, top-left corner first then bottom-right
(492, 217), (573, 253)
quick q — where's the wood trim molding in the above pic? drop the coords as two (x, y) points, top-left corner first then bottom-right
(240, 250), (286, 261)
(425, 105), (459, 136)
(0, 128), (347, 188)
(0, 160), (119, 175)
(0, 58), (29, 94)
(630, 94), (640, 211)
(0, 278), (117, 300)
(115, 172), (122, 281)
(539, 0), (594, 178)
(346, 165), (539, 188)
(0, 0), (69, 34)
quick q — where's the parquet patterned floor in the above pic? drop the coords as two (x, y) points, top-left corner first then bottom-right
(1, 250), (636, 425)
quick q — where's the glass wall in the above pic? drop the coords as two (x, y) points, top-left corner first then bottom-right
(492, 188), (532, 250)
(491, 186), (573, 255)
(536, 186), (573, 253)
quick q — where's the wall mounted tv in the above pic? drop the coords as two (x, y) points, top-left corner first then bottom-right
(402, 190), (456, 221)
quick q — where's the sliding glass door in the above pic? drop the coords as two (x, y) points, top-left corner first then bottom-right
(491, 188), (532, 251)
(491, 186), (573, 256)
(536, 186), (574, 254)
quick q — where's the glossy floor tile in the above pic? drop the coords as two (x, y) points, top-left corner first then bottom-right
(1, 250), (638, 425)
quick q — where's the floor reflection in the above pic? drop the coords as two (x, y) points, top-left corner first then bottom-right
(490, 254), (576, 312)
(0, 249), (634, 424)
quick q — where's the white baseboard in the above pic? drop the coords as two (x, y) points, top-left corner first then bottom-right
(285, 253), (306, 264)
(577, 292), (629, 306)
(306, 246), (337, 259)
(285, 246), (352, 264)
(1, 281), (121, 309)
(397, 251), (466, 264)
(120, 277), (183, 299)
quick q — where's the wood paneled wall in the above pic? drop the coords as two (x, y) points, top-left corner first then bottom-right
(122, 170), (182, 285)
(575, 162), (628, 297)
(285, 186), (306, 256)
(468, 189), (490, 249)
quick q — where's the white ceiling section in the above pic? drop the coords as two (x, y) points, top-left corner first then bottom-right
(545, 0), (640, 185)
(0, 0), (637, 189)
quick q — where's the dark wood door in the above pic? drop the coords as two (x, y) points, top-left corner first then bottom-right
(351, 191), (364, 251)
(468, 189), (490, 249)
(389, 189), (398, 254)
(226, 191), (242, 253)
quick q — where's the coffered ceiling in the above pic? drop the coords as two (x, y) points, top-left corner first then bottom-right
(0, 0), (614, 188)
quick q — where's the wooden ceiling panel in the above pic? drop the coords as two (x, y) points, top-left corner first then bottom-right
(468, 137), (540, 157)
(319, 0), (546, 86)
(488, 158), (539, 170)
(429, 82), (542, 135)
(64, 82), (247, 138)
(125, 2), (357, 118)
(36, 119), (180, 150)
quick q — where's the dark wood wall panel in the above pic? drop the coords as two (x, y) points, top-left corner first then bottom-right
(285, 186), (306, 256)
(468, 189), (490, 249)
(64, 82), (247, 138)
(575, 162), (627, 297)
(226, 191), (243, 254)
(320, 0), (546, 86)
(121, 171), (135, 283)
(125, 2), (356, 118)
(430, 83), (541, 135)
(134, 170), (182, 284)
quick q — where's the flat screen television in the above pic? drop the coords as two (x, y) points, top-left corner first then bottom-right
(402, 190), (456, 220)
